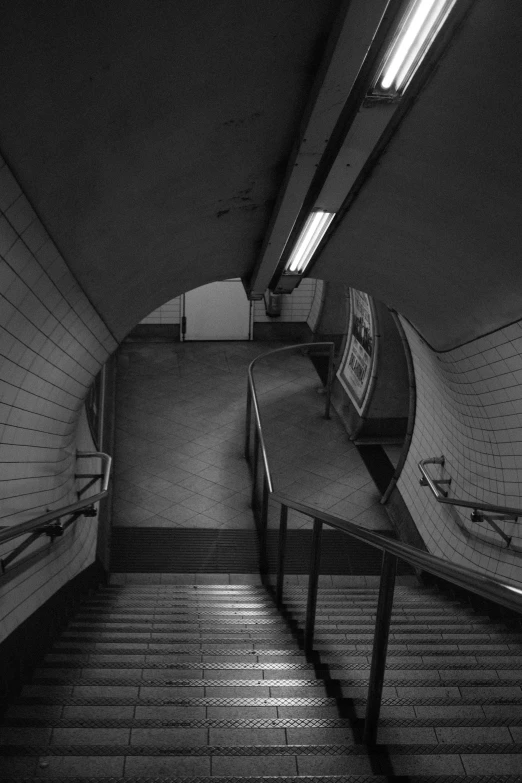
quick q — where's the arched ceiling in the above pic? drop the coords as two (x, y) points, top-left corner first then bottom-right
(0, 0), (342, 338)
(313, 0), (522, 350)
(1, 1), (521, 350)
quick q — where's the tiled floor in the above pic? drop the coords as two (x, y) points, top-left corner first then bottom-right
(112, 341), (392, 532)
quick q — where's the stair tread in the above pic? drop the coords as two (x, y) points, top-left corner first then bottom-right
(2, 777), (522, 783)
(3, 741), (522, 754)
(3, 778), (522, 783)
(4, 716), (522, 729)
(3, 581), (522, 781)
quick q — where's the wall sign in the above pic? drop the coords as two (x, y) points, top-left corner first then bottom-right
(85, 369), (103, 449)
(337, 288), (377, 415)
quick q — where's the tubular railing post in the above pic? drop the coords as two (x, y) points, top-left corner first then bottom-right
(259, 473), (270, 581)
(258, 472), (270, 583)
(304, 518), (323, 651)
(324, 343), (334, 420)
(261, 474), (269, 530)
(364, 550), (397, 745)
(245, 383), (252, 461)
(251, 428), (260, 521)
(276, 505), (288, 607)
(97, 364), (107, 451)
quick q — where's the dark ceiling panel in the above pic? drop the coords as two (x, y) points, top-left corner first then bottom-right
(0, 0), (341, 338)
(313, 0), (522, 350)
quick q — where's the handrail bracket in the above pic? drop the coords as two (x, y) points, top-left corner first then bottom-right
(418, 456), (450, 497)
(419, 455), (521, 548)
(0, 454), (110, 574)
(471, 510), (516, 548)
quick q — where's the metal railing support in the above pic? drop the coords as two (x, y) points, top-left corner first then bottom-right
(276, 504), (288, 607)
(0, 452), (112, 549)
(261, 474), (269, 530)
(251, 428), (260, 518)
(364, 550), (397, 745)
(324, 342), (335, 420)
(259, 473), (270, 583)
(76, 475), (102, 498)
(245, 383), (252, 460)
(419, 456), (522, 517)
(246, 345), (522, 744)
(1, 531), (42, 573)
(258, 525), (269, 582)
(304, 518), (323, 651)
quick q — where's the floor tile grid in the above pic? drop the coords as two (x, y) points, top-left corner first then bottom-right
(112, 343), (392, 532)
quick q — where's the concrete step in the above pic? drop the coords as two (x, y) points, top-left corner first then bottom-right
(2, 582), (522, 780)
(49, 642), (522, 656)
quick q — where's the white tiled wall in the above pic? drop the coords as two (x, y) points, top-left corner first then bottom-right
(253, 278), (322, 325)
(398, 317), (522, 585)
(307, 279), (324, 332)
(0, 496), (99, 640)
(141, 279), (324, 329)
(140, 296), (182, 324)
(0, 156), (117, 642)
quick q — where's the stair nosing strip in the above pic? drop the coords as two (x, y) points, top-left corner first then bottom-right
(4, 716), (522, 729)
(3, 742), (522, 757)
(28, 677), (522, 689)
(15, 695), (522, 707)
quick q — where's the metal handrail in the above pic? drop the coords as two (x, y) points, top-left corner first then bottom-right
(0, 451), (112, 547)
(245, 342), (335, 496)
(271, 491), (522, 615)
(245, 345), (522, 744)
(419, 456), (522, 517)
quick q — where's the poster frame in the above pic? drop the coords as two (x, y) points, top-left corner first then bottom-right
(337, 288), (379, 416)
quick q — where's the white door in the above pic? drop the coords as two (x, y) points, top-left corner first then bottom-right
(183, 280), (252, 340)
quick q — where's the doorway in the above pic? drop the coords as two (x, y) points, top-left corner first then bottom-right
(182, 280), (252, 340)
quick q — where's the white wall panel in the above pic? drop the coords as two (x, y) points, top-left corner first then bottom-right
(253, 278), (320, 324)
(398, 318), (522, 585)
(140, 297), (182, 324)
(0, 157), (117, 641)
(307, 280), (324, 332)
(141, 279), (323, 328)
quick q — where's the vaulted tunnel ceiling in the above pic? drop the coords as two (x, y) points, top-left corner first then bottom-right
(1, 1), (522, 349)
(312, 0), (522, 350)
(0, 0), (342, 338)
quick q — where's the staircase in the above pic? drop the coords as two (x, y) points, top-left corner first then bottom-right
(1, 579), (522, 780)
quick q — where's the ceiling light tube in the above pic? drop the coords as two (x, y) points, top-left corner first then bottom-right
(284, 210), (335, 275)
(371, 0), (457, 98)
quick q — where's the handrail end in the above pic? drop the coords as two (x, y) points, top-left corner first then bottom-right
(418, 456), (445, 468)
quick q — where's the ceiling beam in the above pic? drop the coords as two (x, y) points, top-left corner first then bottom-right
(247, 0), (391, 298)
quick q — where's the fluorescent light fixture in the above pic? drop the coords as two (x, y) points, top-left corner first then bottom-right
(283, 210), (335, 275)
(371, 0), (457, 97)
(505, 585), (522, 596)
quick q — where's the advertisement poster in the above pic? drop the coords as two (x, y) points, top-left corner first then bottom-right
(337, 289), (376, 415)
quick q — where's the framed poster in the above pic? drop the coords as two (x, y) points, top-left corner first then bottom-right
(337, 288), (377, 415)
(85, 368), (104, 449)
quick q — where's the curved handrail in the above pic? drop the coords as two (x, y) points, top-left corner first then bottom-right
(247, 346), (522, 614)
(419, 456), (521, 517)
(0, 451), (112, 547)
(271, 491), (522, 614)
(247, 342), (335, 496)
(246, 344), (522, 743)
(77, 451), (112, 494)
